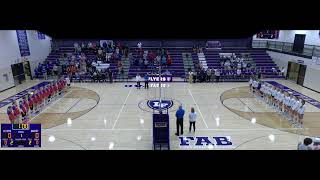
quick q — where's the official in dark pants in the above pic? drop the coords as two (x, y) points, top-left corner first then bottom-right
(175, 105), (185, 136)
(189, 107), (197, 133)
(144, 74), (149, 89)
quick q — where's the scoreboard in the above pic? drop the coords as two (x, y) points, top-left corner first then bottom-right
(1, 124), (41, 148)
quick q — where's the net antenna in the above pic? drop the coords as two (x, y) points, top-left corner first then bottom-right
(158, 47), (163, 114)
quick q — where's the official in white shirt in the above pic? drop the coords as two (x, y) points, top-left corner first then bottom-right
(136, 74), (141, 89)
(298, 99), (306, 125)
(188, 107), (197, 133)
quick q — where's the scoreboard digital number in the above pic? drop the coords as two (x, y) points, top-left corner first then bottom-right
(1, 124), (41, 148)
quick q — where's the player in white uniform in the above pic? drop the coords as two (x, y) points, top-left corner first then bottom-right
(278, 90), (285, 112)
(274, 88), (279, 108)
(288, 94), (294, 119)
(291, 96), (301, 124)
(249, 77), (253, 93)
(261, 83), (267, 102)
(297, 99), (306, 125)
(283, 92), (291, 116)
(267, 85), (273, 105)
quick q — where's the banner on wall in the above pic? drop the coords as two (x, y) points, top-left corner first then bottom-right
(256, 30), (280, 39)
(37, 31), (46, 40)
(16, 30), (30, 57)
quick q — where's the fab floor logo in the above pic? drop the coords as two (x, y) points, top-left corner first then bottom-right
(178, 136), (234, 149)
(147, 100), (174, 110)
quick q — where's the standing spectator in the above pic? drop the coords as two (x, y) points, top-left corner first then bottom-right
(188, 70), (193, 83)
(280, 67), (286, 77)
(42, 67), (47, 80)
(189, 107), (197, 133)
(108, 69), (113, 83)
(215, 69), (220, 82)
(192, 71), (197, 83)
(298, 138), (313, 150)
(144, 74), (149, 89)
(120, 67), (124, 81)
(136, 74), (141, 89)
(206, 68), (212, 82)
(175, 105), (185, 136)
(53, 64), (58, 76)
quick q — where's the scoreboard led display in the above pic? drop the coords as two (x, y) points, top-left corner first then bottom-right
(1, 124), (41, 148)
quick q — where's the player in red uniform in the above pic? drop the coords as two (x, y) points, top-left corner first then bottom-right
(27, 94), (34, 114)
(35, 89), (42, 111)
(44, 85), (50, 103)
(19, 100), (28, 120)
(12, 101), (20, 123)
(22, 96), (29, 113)
(53, 82), (58, 96)
(39, 87), (45, 107)
(31, 91), (38, 113)
(7, 106), (15, 124)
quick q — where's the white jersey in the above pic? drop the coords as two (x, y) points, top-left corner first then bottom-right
(289, 98), (296, 107)
(267, 87), (272, 95)
(284, 96), (290, 105)
(271, 89), (276, 97)
(249, 79), (253, 85)
(292, 100), (302, 111)
(278, 93), (284, 102)
(298, 104), (306, 114)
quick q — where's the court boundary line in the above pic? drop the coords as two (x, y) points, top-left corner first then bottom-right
(112, 88), (132, 129)
(237, 98), (254, 112)
(43, 128), (307, 131)
(188, 89), (209, 128)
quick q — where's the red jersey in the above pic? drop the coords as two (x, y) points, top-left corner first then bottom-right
(28, 97), (33, 107)
(20, 104), (27, 114)
(45, 88), (49, 98)
(12, 105), (20, 116)
(7, 110), (15, 122)
(32, 95), (38, 104)
(23, 100), (29, 111)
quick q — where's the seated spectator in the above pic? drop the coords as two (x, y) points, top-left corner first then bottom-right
(162, 55), (167, 66)
(74, 42), (79, 53)
(88, 42), (93, 49)
(139, 58), (143, 67)
(144, 59), (148, 68)
(193, 45), (197, 53)
(312, 138), (320, 150)
(81, 42), (86, 50)
(236, 68), (242, 77)
(167, 54), (172, 66)
(137, 42), (142, 49)
(298, 138), (313, 150)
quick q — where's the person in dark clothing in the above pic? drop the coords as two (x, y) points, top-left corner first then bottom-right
(108, 70), (113, 83)
(175, 105), (185, 136)
(144, 74), (149, 89)
(192, 72), (197, 83)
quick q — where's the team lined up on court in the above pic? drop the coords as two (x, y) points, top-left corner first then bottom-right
(249, 78), (306, 128)
(6, 78), (69, 124)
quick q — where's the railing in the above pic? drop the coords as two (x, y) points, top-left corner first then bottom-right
(252, 40), (320, 58)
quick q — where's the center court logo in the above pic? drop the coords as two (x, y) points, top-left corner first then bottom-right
(178, 136), (233, 149)
(147, 100), (174, 110)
